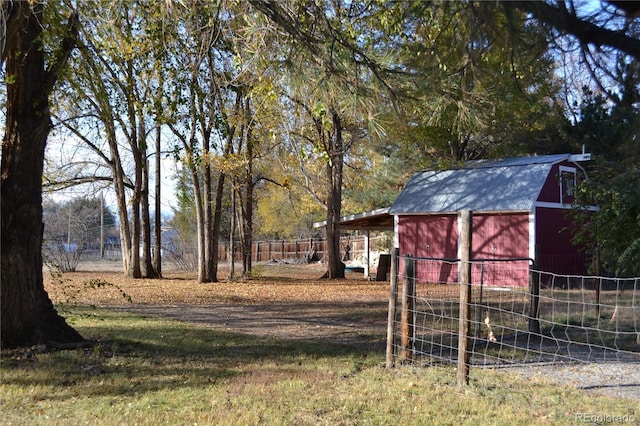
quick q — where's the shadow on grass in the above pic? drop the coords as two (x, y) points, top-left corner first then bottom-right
(1, 307), (381, 401)
(113, 301), (389, 351)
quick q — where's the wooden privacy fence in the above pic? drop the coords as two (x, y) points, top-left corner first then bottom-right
(96, 234), (391, 268)
(218, 234), (390, 263)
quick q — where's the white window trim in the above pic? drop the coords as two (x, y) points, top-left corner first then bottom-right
(559, 165), (576, 204)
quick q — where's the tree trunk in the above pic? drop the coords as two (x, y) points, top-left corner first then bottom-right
(1, 2), (84, 348)
(127, 119), (143, 279)
(242, 162), (253, 280)
(141, 157), (157, 278)
(211, 169), (226, 283)
(191, 162), (207, 283)
(129, 184), (142, 278)
(325, 110), (345, 279)
(153, 124), (162, 277)
(112, 155), (132, 275)
(228, 182), (237, 281)
(241, 96), (254, 279)
(140, 118), (157, 278)
(203, 133), (215, 283)
(210, 119), (236, 283)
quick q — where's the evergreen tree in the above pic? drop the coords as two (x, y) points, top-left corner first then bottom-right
(570, 59), (640, 276)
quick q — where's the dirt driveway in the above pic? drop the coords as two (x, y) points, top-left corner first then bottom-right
(112, 300), (389, 350)
(46, 263), (391, 350)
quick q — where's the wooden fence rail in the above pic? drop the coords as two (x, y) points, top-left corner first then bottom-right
(217, 234), (390, 263)
(98, 234), (390, 266)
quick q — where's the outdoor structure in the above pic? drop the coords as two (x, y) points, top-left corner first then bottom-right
(313, 207), (394, 279)
(317, 153), (594, 285)
(388, 153), (594, 286)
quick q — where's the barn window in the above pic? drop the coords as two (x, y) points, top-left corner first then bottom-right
(559, 166), (576, 204)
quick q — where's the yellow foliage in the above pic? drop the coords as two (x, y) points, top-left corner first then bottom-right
(256, 185), (322, 238)
(200, 152), (248, 176)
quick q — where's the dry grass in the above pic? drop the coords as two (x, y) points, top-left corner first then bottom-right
(3, 305), (638, 425)
(0, 262), (634, 424)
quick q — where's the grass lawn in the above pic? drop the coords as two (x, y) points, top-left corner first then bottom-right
(2, 306), (638, 425)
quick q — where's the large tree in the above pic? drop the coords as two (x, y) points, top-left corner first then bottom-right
(249, 0), (393, 278)
(1, 1), (85, 348)
(371, 1), (563, 166)
(501, 1), (640, 276)
(505, 1), (640, 60)
(501, 0), (640, 105)
(163, 0), (241, 283)
(57, 0), (167, 278)
(569, 61), (640, 276)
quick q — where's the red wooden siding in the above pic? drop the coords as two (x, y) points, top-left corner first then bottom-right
(471, 213), (530, 287)
(398, 215), (458, 283)
(398, 213), (530, 286)
(536, 160), (582, 204)
(471, 213), (529, 258)
(535, 207), (589, 275)
(537, 163), (562, 203)
(399, 215), (458, 259)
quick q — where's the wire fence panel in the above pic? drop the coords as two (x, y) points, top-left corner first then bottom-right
(389, 256), (640, 372)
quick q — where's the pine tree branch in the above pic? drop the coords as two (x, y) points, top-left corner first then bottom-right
(506, 1), (640, 59)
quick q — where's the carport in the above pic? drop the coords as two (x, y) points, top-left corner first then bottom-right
(313, 207), (393, 279)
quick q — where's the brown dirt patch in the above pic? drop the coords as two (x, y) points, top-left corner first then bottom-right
(45, 263), (391, 349)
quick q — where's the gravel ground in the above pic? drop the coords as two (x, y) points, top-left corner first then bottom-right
(509, 362), (640, 401)
(111, 301), (389, 350)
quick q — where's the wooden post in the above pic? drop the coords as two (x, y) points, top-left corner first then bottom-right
(386, 248), (400, 368)
(364, 230), (370, 279)
(255, 241), (260, 263)
(457, 210), (472, 388)
(595, 247), (601, 319)
(528, 266), (541, 334)
(399, 254), (415, 363)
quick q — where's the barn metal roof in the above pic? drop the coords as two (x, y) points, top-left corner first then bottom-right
(389, 154), (572, 214)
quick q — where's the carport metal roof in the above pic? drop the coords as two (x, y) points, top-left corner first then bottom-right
(313, 207), (393, 231)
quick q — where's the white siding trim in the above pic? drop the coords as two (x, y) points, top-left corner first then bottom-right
(394, 215), (399, 249)
(534, 201), (599, 211)
(457, 213), (463, 261)
(529, 211), (536, 264)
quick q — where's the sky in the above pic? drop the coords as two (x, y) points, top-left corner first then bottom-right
(43, 134), (181, 221)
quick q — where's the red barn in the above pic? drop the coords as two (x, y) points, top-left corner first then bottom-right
(388, 154), (594, 286)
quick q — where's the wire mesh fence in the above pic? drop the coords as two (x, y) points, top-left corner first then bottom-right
(387, 254), (640, 393)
